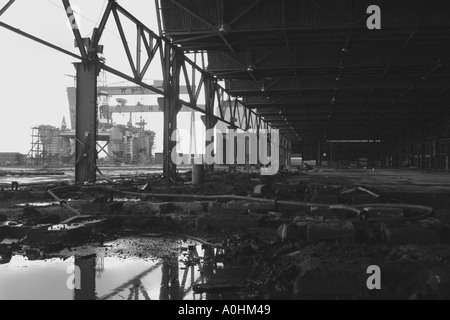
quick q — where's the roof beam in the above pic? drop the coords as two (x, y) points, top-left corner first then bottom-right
(169, 0), (215, 29)
(228, 0), (262, 25)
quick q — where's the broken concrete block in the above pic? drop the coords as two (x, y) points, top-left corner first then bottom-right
(306, 221), (355, 242)
(196, 216), (261, 230)
(382, 223), (440, 245)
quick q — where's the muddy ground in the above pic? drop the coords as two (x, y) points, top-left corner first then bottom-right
(1, 167), (450, 300)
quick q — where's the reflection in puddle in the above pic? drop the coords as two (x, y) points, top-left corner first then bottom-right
(0, 239), (252, 300)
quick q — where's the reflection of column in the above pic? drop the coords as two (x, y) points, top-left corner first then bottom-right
(74, 254), (97, 300)
(202, 245), (217, 301)
(159, 262), (183, 300)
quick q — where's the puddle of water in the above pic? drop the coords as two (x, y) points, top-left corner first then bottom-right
(0, 238), (255, 300)
(13, 202), (59, 208)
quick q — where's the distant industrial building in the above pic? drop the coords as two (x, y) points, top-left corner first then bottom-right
(0, 152), (27, 166)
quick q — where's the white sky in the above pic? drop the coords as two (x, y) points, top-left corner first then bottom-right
(0, 0), (205, 154)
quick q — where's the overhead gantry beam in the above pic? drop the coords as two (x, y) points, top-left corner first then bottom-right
(0, 0), (281, 180)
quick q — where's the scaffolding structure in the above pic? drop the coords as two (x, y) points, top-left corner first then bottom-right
(28, 127), (44, 165)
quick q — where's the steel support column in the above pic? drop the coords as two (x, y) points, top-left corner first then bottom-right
(161, 43), (182, 176)
(256, 123), (261, 169)
(202, 77), (218, 172)
(75, 62), (98, 183)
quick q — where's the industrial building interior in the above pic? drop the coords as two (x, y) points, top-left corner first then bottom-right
(1, 0), (450, 301)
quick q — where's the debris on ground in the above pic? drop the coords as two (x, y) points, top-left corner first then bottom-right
(1, 168), (450, 299)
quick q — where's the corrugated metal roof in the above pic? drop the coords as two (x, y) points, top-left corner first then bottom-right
(158, 0), (450, 141)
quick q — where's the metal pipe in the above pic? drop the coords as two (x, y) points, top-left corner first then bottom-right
(98, 188), (433, 223)
(47, 186), (82, 217)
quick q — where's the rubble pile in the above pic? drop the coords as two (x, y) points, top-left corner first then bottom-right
(1, 169), (450, 299)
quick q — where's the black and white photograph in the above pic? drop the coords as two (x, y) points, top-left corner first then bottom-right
(0, 0), (450, 305)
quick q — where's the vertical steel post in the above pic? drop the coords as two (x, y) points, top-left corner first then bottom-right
(75, 62), (98, 183)
(161, 42), (181, 176)
(203, 77), (217, 172)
